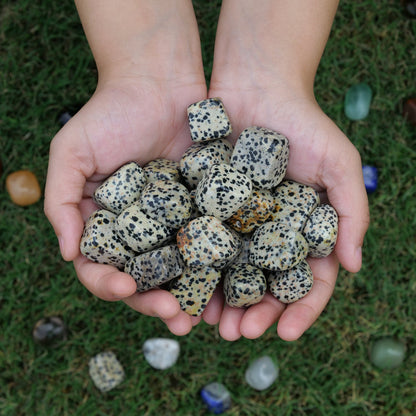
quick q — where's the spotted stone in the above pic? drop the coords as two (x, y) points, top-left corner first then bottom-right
(169, 266), (221, 316)
(187, 98), (232, 142)
(188, 189), (202, 220)
(232, 233), (252, 265)
(93, 162), (147, 214)
(303, 204), (338, 257)
(211, 226), (243, 269)
(179, 139), (233, 189)
(268, 260), (313, 303)
(80, 209), (135, 269)
(231, 126), (289, 189)
(124, 245), (184, 292)
(142, 158), (181, 183)
(116, 205), (172, 253)
(227, 188), (274, 233)
(223, 263), (266, 308)
(249, 222), (308, 271)
(270, 180), (320, 232)
(177, 216), (241, 267)
(139, 180), (192, 229)
(89, 351), (125, 393)
(195, 163), (253, 221)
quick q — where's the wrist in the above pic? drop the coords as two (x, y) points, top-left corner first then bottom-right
(75, 0), (204, 84)
(212, 0), (338, 95)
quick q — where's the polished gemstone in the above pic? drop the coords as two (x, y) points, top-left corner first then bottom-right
(32, 316), (67, 346)
(200, 382), (232, 414)
(344, 83), (372, 120)
(403, 1), (416, 17)
(89, 351), (125, 392)
(402, 97), (416, 126)
(6, 170), (41, 206)
(142, 338), (180, 370)
(362, 165), (378, 194)
(370, 337), (406, 369)
(245, 356), (279, 391)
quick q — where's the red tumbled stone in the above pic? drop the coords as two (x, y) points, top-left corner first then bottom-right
(403, 98), (416, 126)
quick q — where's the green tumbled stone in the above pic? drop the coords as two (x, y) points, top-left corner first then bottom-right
(344, 83), (372, 121)
(369, 337), (406, 369)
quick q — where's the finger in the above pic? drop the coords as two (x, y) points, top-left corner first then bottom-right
(123, 288), (181, 319)
(74, 255), (137, 301)
(190, 315), (202, 327)
(240, 293), (286, 339)
(218, 305), (245, 341)
(161, 312), (195, 336)
(277, 255), (338, 341)
(324, 144), (370, 273)
(202, 285), (225, 325)
(44, 129), (95, 261)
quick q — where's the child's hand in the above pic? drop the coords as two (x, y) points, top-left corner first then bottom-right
(204, 73), (369, 342)
(45, 75), (207, 335)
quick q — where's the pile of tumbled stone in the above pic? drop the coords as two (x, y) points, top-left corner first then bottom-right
(80, 98), (338, 316)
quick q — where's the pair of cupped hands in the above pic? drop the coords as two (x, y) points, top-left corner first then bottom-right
(44, 50), (369, 342)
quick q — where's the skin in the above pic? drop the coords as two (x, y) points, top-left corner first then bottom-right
(204, 0), (369, 341)
(44, 0), (369, 340)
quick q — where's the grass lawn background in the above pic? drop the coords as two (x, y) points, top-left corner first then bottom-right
(0, 1), (415, 415)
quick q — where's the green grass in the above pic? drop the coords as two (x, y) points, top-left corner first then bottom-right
(1, 0), (415, 414)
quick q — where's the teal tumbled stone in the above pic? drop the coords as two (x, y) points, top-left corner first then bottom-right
(344, 83), (372, 121)
(369, 337), (406, 369)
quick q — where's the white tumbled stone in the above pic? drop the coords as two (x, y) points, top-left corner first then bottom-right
(142, 338), (180, 370)
(245, 356), (279, 391)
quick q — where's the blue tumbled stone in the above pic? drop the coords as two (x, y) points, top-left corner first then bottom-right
(200, 382), (231, 414)
(362, 165), (378, 194)
(344, 83), (373, 120)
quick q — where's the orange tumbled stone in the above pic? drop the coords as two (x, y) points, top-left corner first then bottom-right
(6, 170), (41, 206)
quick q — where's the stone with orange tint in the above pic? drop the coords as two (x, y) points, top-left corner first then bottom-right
(6, 170), (41, 206)
(227, 188), (274, 233)
(176, 215), (241, 267)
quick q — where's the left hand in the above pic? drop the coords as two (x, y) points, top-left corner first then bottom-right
(202, 68), (369, 341)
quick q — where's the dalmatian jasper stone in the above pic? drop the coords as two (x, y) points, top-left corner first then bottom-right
(187, 98), (232, 142)
(124, 245), (184, 292)
(268, 260), (313, 303)
(303, 204), (338, 257)
(177, 216), (241, 267)
(231, 126), (289, 190)
(80, 209), (135, 269)
(211, 226), (243, 269)
(142, 158), (180, 183)
(169, 265), (221, 316)
(249, 222), (308, 271)
(195, 163), (253, 221)
(227, 188), (274, 233)
(188, 189), (202, 220)
(270, 180), (320, 231)
(89, 351), (125, 393)
(232, 233), (252, 264)
(116, 204), (172, 253)
(93, 161), (147, 214)
(179, 138), (234, 189)
(223, 263), (267, 308)
(139, 180), (192, 229)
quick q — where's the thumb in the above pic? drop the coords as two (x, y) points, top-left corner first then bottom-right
(44, 128), (95, 261)
(324, 144), (370, 273)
